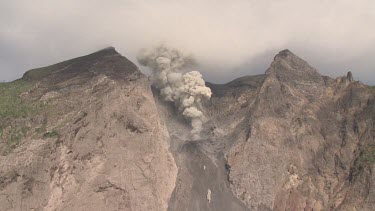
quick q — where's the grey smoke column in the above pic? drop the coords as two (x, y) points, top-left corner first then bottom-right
(137, 45), (212, 139)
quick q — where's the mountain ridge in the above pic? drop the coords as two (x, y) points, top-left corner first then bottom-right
(22, 46), (138, 82)
(0, 47), (374, 211)
(20, 47), (368, 88)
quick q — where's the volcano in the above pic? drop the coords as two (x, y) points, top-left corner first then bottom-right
(0, 47), (374, 211)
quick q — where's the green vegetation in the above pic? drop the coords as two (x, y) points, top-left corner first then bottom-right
(0, 79), (47, 119)
(35, 127), (46, 134)
(23, 67), (54, 81)
(7, 126), (29, 149)
(0, 126), (30, 154)
(0, 79), (48, 151)
(360, 144), (375, 164)
(43, 130), (59, 139)
(0, 79), (35, 119)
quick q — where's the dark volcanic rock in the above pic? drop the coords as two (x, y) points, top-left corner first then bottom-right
(347, 71), (354, 82)
(23, 47), (140, 84)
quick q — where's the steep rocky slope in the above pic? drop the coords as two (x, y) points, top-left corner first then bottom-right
(201, 50), (375, 210)
(0, 48), (374, 211)
(0, 48), (177, 210)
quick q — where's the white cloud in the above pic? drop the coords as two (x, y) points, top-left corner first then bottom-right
(0, 0), (374, 84)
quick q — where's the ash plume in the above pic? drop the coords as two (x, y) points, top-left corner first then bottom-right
(137, 45), (212, 139)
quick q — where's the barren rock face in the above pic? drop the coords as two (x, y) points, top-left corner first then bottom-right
(0, 48), (374, 211)
(0, 48), (177, 211)
(205, 50), (375, 211)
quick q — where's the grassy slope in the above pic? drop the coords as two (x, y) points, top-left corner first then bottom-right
(0, 79), (46, 150)
(23, 65), (57, 81)
(0, 79), (35, 118)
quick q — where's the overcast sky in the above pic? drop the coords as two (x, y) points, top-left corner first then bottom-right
(1, 0), (374, 84)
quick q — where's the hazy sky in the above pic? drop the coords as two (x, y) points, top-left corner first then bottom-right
(1, 1), (374, 84)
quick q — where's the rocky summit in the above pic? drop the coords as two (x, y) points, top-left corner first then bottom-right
(0, 47), (374, 211)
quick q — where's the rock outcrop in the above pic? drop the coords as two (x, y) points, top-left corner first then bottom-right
(204, 50), (375, 210)
(0, 48), (177, 210)
(1, 48), (374, 211)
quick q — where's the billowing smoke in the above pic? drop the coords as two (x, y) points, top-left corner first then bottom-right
(137, 45), (212, 140)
